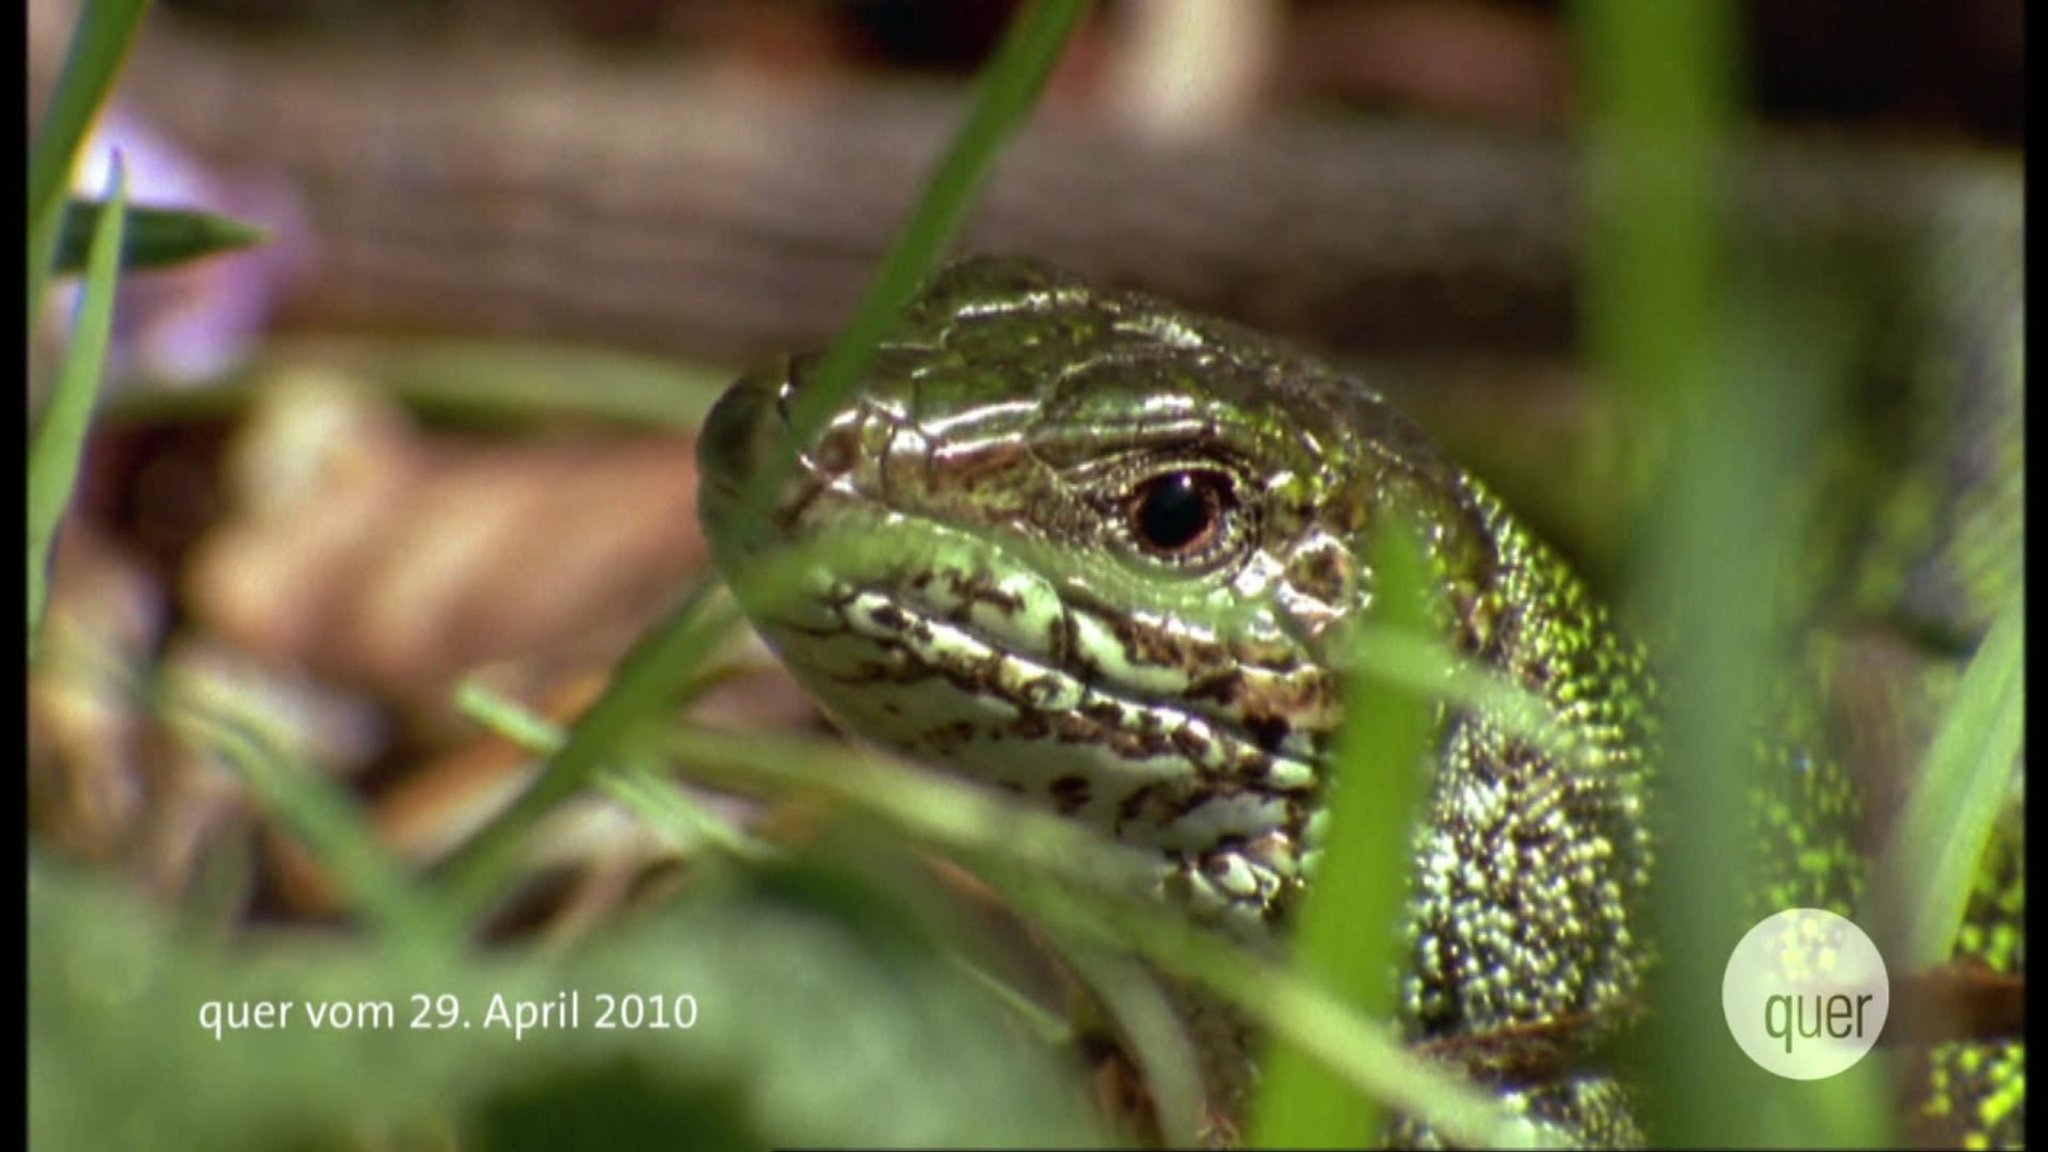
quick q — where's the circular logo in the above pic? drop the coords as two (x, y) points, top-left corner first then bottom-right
(1722, 908), (1890, 1079)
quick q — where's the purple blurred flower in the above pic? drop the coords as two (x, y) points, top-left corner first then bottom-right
(60, 103), (317, 386)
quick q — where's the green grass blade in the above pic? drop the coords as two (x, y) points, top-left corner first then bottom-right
(1574, 0), (1733, 417)
(28, 0), (152, 331)
(160, 699), (460, 947)
(725, 0), (1088, 539)
(1045, 933), (1208, 1148)
(454, 678), (779, 864)
(1886, 592), (2025, 967)
(431, 579), (735, 920)
(430, 0), (1090, 928)
(1574, 0), (1775, 1146)
(1249, 511), (1436, 1146)
(29, 157), (128, 656)
(32, 849), (1103, 1150)
(54, 198), (270, 275)
(103, 336), (735, 431)
(1579, 0), (1902, 1144)
(1339, 617), (1587, 772)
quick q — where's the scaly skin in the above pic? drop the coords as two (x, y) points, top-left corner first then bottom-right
(696, 256), (2018, 1146)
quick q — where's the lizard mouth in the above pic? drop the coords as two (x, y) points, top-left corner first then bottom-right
(733, 503), (1323, 849)
(697, 350), (1324, 912)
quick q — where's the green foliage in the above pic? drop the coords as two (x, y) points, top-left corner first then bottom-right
(31, 853), (1100, 1151)
(1575, 0), (1884, 1141)
(465, 693), (1550, 1149)
(1576, 1), (2019, 1147)
(436, 0), (1088, 920)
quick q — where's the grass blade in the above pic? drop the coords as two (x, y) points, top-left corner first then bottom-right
(161, 699), (459, 947)
(29, 157), (128, 654)
(1249, 511), (1436, 1146)
(28, 0), (151, 331)
(1574, 1), (1785, 1146)
(430, 0), (1091, 926)
(431, 579), (735, 920)
(1885, 592), (2025, 967)
(54, 197), (269, 275)
(726, 0), (1088, 539)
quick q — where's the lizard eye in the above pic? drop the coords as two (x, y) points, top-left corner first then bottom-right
(1126, 469), (1239, 563)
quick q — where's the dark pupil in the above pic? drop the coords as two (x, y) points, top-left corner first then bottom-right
(1134, 471), (1222, 555)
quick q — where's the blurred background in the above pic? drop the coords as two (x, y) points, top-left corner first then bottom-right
(27, 2), (2022, 1147)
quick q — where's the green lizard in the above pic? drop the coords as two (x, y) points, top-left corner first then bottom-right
(695, 256), (2020, 1146)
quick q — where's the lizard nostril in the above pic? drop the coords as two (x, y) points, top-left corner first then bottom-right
(809, 419), (860, 476)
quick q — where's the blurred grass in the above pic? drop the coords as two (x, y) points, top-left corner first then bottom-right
(453, 679), (779, 866)
(1575, 0), (1866, 1144)
(1886, 592), (2024, 968)
(1578, 0), (2017, 1147)
(430, 579), (735, 921)
(1247, 513), (1436, 1145)
(723, 0), (1089, 539)
(105, 337), (737, 431)
(159, 693), (460, 946)
(651, 725), (1543, 1148)
(33, 849), (1102, 1151)
(452, 671), (1539, 1146)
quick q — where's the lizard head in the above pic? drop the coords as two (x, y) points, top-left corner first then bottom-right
(698, 255), (1501, 923)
